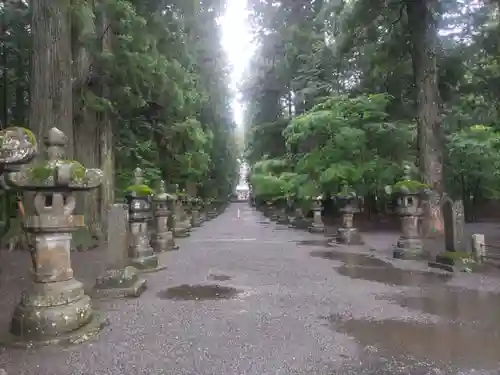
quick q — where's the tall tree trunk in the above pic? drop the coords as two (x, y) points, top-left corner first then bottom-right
(29, 0), (74, 155)
(98, 9), (115, 235)
(406, 0), (444, 237)
(13, 53), (26, 125)
(1, 5), (8, 128)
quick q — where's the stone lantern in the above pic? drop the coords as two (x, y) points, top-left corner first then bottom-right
(198, 199), (207, 223)
(173, 193), (191, 237)
(336, 187), (364, 245)
(275, 199), (289, 224)
(206, 198), (218, 219)
(125, 168), (165, 272)
(190, 197), (202, 228)
(5, 127), (107, 346)
(151, 180), (174, 253)
(308, 195), (324, 233)
(391, 168), (427, 259)
(289, 203), (309, 230)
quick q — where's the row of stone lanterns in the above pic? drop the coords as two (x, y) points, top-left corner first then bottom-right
(258, 176), (426, 257)
(0, 127), (226, 347)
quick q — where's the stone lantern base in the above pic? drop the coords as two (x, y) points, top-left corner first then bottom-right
(393, 237), (424, 259)
(130, 252), (166, 273)
(191, 210), (202, 227)
(94, 266), (147, 298)
(174, 225), (191, 238)
(276, 209), (289, 224)
(207, 208), (218, 219)
(6, 279), (108, 347)
(336, 227), (364, 245)
(289, 217), (310, 230)
(308, 223), (325, 233)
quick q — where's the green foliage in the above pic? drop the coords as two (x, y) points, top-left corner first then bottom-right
(281, 94), (413, 196)
(243, 0), (500, 218)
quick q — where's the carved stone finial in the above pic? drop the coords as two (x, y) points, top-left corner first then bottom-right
(402, 164), (411, 180)
(133, 168), (144, 185)
(158, 180), (165, 194)
(44, 127), (67, 147)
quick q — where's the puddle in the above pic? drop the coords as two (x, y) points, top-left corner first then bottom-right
(337, 265), (451, 286)
(157, 284), (240, 300)
(296, 239), (334, 247)
(387, 287), (500, 326)
(310, 250), (393, 268)
(327, 315), (500, 370)
(208, 274), (232, 281)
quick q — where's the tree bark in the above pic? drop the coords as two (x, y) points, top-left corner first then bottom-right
(406, 0), (444, 237)
(98, 8), (115, 235)
(29, 0), (74, 155)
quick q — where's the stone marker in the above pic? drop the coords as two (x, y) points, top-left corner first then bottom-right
(94, 204), (146, 298)
(471, 234), (485, 262)
(5, 127), (107, 346)
(443, 198), (465, 252)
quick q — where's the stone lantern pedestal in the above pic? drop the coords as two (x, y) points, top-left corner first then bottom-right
(275, 201), (289, 224)
(5, 127), (107, 346)
(151, 180), (174, 253)
(308, 196), (324, 233)
(199, 201), (207, 223)
(393, 190), (425, 259)
(174, 198), (191, 237)
(190, 198), (202, 228)
(207, 200), (218, 219)
(125, 168), (166, 272)
(289, 206), (310, 229)
(336, 195), (363, 245)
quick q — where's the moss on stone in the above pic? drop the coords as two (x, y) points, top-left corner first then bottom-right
(393, 179), (429, 194)
(440, 251), (473, 260)
(125, 184), (153, 196)
(28, 160), (86, 184)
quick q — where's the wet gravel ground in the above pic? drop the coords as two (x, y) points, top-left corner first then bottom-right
(1, 203), (500, 374)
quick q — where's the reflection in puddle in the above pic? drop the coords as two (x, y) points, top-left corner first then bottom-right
(310, 250), (392, 268)
(296, 239), (333, 247)
(157, 284), (240, 300)
(337, 265), (451, 286)
(208, 274), (232, 281)
(388, 287), (500, 326)
(328, 315), (500, 370)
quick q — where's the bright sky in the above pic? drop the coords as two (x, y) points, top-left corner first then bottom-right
(220, 0), (254, 129)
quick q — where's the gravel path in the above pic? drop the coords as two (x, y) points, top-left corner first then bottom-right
(1, 203), (500, 374)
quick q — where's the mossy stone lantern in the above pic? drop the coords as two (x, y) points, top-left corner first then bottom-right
(390, 166), (429, 259)
(336, 185), (363, 245)
(5, 127), (107, 346)
(151, 180), (173, 253)
(125, 168), (165, 272)
(308, 195), (324, 233)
